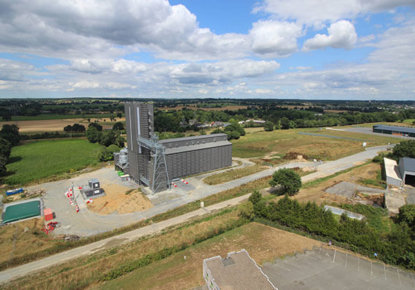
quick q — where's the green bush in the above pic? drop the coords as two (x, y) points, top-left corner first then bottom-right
(392, 140), (415, 159)
(253, 194), (415, 270)
(86, 126), (102, 143)
(98, 145), (121, 162)
(264, 121), (274, 131)
(269, 168), (302, 196)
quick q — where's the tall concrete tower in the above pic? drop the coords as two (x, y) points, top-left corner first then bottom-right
(124, 102), (154, 184)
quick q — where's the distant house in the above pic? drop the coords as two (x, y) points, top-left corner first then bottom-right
(203, 249), (277, 290)
(384, 157), (415, 187)
(210, 121), (230, 128)
(196, 123), (210, 129)
(373, 125), (415, 137)
(239, 119), (266, 125)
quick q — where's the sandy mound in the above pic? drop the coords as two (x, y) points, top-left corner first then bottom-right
(87, 184), (152, 215)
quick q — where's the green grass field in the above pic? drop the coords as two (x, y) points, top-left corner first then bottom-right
(231, 128), (398, 159)
(4, 139), (103, 185)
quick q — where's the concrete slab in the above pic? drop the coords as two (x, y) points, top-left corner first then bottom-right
(325, 181), (385, 198)
(263, 247), (415, 290)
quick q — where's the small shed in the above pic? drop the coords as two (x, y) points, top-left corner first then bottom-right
(399, 157), (415, 186)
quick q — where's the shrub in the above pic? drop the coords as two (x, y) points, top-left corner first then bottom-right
(392, 140), (415, 159)
(264, 121), (274, 131)
(86, 126), (102, 143)
(112, 122), (124, 131)
(98, 145), (121, 162)
(238, 202), (254, 220)
(269, 168), (302, 196)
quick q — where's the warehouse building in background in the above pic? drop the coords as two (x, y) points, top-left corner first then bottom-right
(116, 102), (232, 193)
(373, 125), (415, 137)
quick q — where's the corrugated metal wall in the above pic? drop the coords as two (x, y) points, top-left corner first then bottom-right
(165, 144), (232, 179)
(124, 102), (232, 191)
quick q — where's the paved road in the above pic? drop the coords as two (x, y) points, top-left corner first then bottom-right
(0, 195), (249, 285)
(0, 145), (392, 285)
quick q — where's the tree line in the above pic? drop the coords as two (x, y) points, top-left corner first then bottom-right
(241, 192), (415, 270)
(85, 122), (126, 161)
(0, 125), (20, 176)
(154, 107), (415, 133)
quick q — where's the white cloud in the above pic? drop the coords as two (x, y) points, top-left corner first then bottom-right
(0, 0), (250, 61)
(250, 20), (303, 57)
(169, 59), (280, 85)
(303, 20), (357, 50)
(255, 88), (272, 94)
(254, 0), (415, 26)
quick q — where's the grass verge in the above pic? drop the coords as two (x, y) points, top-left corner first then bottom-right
(203, 164), (266, 185)
(3, 209), (246, 289)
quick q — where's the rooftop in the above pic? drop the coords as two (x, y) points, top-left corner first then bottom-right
(159, 133), (228, 145)
(373, 125), (415, 134)
(400, 157), (415, 173)
(204, 249), (277, 290)
(164, 140), (231, 155)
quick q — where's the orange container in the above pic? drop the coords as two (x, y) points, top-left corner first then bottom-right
(44, 208), (54, 221)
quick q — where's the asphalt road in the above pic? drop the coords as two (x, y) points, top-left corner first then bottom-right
(0, 145), (392, 285)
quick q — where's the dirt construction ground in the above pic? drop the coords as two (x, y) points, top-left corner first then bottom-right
(87, 184), (152, 215)
(294, 162), (383, 205)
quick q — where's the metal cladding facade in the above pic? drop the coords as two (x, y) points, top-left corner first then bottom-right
(160, 134), (232, 180)
(124, 102), (154, 184)
(123, 102), (232, 193)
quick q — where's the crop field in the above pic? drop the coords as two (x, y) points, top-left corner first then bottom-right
(5, 113), (114, 121)
(0, 117), (124, 133)
(231, 127), (397, 159)
(4, 139), (103, 185)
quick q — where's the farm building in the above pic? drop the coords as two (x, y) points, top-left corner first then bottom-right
(399, 157), (415, 186)
(384, 157), (415, 187)
(116, 102), (232, 193)
(203, 249), (277, 290)
(373, 125), (415, 137)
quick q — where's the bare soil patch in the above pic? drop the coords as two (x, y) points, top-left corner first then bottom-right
(87, 184), (152, 214)
(294, 162), (382, 205)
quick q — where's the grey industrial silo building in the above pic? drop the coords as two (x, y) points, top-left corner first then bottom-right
(117, 102), (232, 193)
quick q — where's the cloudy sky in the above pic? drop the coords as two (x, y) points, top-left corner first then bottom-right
(0, 0), (414, 100)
